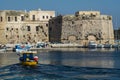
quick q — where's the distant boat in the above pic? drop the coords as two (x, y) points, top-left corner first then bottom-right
(88, 41), (97, 48)
(36, 42), (46, 48)
(97, 44), (104, 48)
(13, 44), (31, 52)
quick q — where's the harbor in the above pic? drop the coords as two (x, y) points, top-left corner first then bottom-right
(0, 0), (120, 79)
(0, 48), (120, 79)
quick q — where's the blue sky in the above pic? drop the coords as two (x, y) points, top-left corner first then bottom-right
(0, 0), (120, 29)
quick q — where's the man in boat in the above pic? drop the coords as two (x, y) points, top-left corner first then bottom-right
(19, 51), (38, 66)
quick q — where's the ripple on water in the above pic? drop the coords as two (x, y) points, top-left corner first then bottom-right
(0, 63), (120, 80)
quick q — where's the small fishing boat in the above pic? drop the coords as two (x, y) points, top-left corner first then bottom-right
(19, 51), (38, 66)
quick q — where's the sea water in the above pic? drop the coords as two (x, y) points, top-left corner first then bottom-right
(0, 48), (120, 80)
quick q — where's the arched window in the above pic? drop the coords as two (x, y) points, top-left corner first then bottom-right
(8, 17), (10, 22)
(15, 16), (17, 21)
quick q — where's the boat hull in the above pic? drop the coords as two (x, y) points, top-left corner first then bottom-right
(21, 61), (38, 66)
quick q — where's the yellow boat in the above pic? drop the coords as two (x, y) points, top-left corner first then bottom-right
(19, 51), (38, 66)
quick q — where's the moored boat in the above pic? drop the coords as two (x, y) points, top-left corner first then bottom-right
(97, 44), (104, 48)
(88, 41), (97, 48)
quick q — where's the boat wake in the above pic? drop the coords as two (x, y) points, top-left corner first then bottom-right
(0, 64), (120, 80)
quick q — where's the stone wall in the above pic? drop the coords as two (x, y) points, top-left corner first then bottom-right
(49, 11), (114, 45)
(0, 9), (55, 44)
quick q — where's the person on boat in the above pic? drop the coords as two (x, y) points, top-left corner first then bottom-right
(19, 53), (38, 63)
(33, 56), (38, 63)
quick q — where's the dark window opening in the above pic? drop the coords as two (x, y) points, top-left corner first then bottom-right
(36, 26), (39, 31)
(15, 17), (17, 21)
(72, 21), (74, 24)
(11, 28), (13, 30)
(46, 16), (48, 19)
(6, 28), (9, 31)
(32, 15), (35, 21)
(0, 17), (3, 22)
(8, 17), (10, 22)
(27, 26), (31, 31)
(21, 16), (24, 21)
(46, 24), (48, 27)
(43, 16), (45, 19)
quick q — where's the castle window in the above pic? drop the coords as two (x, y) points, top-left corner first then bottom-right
(43, 16), (45, 19)
(46, 16), (48, 19)
(50, 16), (52, 18)
(21, 16), (24, 21)
(46, 24), (48, 27)
(6, 28), (9, 31)
(0, 17), (3, 22)
(32, 15), (35, 21)
(72, 21), (74, 24)
(6, 35), (8, 38)
(11, 28), (13, 30)
(36, 26), (39, 31)
(15, 17), (17, 21)
(8, 17), (10, 22)
(23, 35), (25, 37)
(27, 26), (31, 31)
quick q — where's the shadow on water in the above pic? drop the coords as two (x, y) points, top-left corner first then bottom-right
(0, 63), (120, 80)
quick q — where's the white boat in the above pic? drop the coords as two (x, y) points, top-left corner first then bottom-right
(97, 44), (104, 48)
(13, 44), (31, 52)
(88, 41), (97, 48)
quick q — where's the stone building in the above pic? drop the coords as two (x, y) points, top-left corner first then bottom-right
(0, 9), (55, 44)
(49, 11), (114, 46)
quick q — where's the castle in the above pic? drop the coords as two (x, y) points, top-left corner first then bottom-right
(0, 10), (114, 46)
(49, 11), (114, 46)
(0, 9), (55, 44)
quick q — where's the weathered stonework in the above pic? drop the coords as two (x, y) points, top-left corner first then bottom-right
(0, 9), (55, 44)
(49, 11), (114, 46)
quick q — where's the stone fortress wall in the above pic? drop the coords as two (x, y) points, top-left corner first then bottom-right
(49, 11), (114, 46)
(0, 9), (55, 44)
